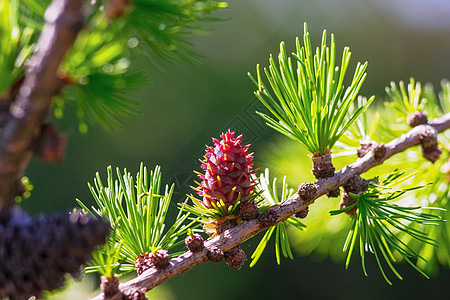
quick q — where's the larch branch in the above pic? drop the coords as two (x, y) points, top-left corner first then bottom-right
(0, 0), (84, 211)
(91, 112), (450, 299)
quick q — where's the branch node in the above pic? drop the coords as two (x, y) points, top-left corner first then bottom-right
(207, 246), (224, 262)
(34, 123), (67, 163)
(407, 111), (428, 127)
(419, 126), (442, 163)
(259, 208), (278, 227)
(357, 141), (375, 158)
(311, 152), (335, 178)
(339, 174), (370, 216)
(217, 217), (239, 234)
(100, 275), (121, 299)
(297, 182), (318, 201)
(239, 201), (259, 220)
(135, 250), (170, 275)
(122, 287), (147, 300)
(185, 233), (205, 253)
(373, 143), (386, 161)
(295, 207), (309, 219)
(326, 188), (340, 198)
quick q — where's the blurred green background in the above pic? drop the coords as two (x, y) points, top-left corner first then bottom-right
(23, 0), (450, 298)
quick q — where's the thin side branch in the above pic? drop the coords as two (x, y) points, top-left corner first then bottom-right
(0, 0), (84, 211)
(92, 112), (450, 299)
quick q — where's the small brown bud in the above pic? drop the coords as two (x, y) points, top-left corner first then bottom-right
(239, 201), (259, 220)
(373, 143), (386, 161)
(123, 288), (147, 300)
(311, 152), (335, 179)
(217, 218), (238, 234)
(149, 250), (170, 269)
(34, 123), (67, 163)
(207, 246), (224, 262)
(259, 209), (278, 227)
(357, 141), (374, 158)
(106, 0), (130, 19)
(407, 111), (428, 127)
(344, 174), (369, 194)
(135, 253), (152, 275)
(419, 126), (441, 163)
(339, 190), (358, 216)
(100, 275), (120, 298)
(224, 246), (246, 269)
(326, 188), (340, 198)
(295, 208), (309, 219)
(339, 174), (370, 216)
(298, 182), (318, 201)
(185, 233), (204, 253)
(422, 146), (442, 163)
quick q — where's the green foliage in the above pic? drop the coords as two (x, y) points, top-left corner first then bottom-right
(248, 23), (374, 154)
(120, 0), (228, 65)
(183, 194), (243, 219)
(264, 79), (450, 274)
(250, 169), (306, 267)
(53, 14), (148, 132)
(388, 81), (450, 273)
(85, 232), (123, 278)
(385, 78), (425, 115)
(0, 0), (34, 94)
(423, 79), (450, 118)
(7, 0), (227, 132)
(77, 163), (193, 276)
(56, 71), (147, 133)
(336, 96), (381, 152)
(330, 171), (444, 284)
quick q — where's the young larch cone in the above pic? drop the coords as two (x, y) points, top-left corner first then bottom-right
(197, 130), (257, 211)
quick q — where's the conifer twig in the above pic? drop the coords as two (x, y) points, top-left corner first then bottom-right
(0, 0), (84, 212)
(91, 112), (450, 299)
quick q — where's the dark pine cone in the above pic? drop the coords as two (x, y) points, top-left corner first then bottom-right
(0, 208), (110, 300)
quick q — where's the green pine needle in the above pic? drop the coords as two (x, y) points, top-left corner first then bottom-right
(330, 170), (445, 284)
(120, 0), (228, 65)
(248, 23), (374, 154)
(423, 79), (450, 117)
(337, 96), (381, 151)
(385, 78), (425, 115)
(183, 193), (252, 219)
(77, 163), (193, 276)
(85, 231), (123, 278)
(250, 169), (306, 267)
(0, 0), (35, 94)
